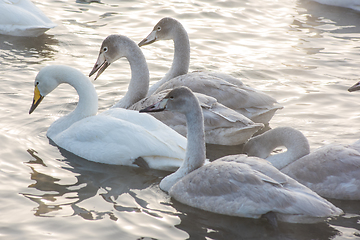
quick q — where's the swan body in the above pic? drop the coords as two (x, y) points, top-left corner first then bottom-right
(243, 127), (360, 200)
(140, 87), (343, 223)
(0, 0), (56, 37)
(312, 0), (360, 11)
(138, 17), (283, 124)
(89, 34), (263, 145)
(29, 65), (187, 171)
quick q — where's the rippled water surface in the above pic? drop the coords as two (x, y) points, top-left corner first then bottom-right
(1, 0), (360, 239)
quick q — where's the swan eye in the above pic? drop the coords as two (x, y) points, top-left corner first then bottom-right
(169, 96), (174, 99)
(103, 47), (108, 52)
(157, 26), (161, 31)
(35, 81), (39, 86)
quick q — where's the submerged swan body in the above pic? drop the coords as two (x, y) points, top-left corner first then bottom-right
(0, 0), (56, 37)
(243, 127), (360, 200)
(140, 87), (343, 223)
(29, 65), (186, 171)
(89, 34), (263, 145)
(312, 0), (360, 11)
(138, 17), (283, 124)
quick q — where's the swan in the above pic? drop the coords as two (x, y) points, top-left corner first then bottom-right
(138, 17), (283, 124)
(89, 34), (264, 145)
(0, 0), (56, 37)
(140, 86), (343, 224)
(312, 0), (360, 11)
(29, 65), (187, 171)
(243, 127), (360, 200)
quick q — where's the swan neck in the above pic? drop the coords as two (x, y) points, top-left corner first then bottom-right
(170, 25), (190, 79)
(258, 127), (310, 169)
(185, 105), (206, 168)
(116, 43), (149, 108)
(160, 97), (206, 192)
(148, 23), (190, 97)
(47, 70), (98, 137)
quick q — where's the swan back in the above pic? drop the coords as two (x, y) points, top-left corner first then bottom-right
(313, 0), (360, 11)
(243, 127), (310, 169)
(0, 0), (56, 37)
(281, 143), (360, 200)
(170, 154), (343, 223)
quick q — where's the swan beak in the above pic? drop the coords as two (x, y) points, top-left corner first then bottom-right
(139, 98), (168, 113)
(138, 31), (157, 47)
(348, 81), (360, 92)
(89, 53), (110, 80)
(29, 85), (44, 114)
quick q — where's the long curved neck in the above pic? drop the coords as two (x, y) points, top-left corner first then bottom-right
(160, 96), (206, 192)
(47, 69), (98, 138)
(113, 41), (150, 108)
(182, 100), (206, 171)
(245, 127), (310, 169)
(147, 22), (190, 96)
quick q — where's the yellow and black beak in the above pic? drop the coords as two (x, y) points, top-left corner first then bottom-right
(29, 85), (44, 114)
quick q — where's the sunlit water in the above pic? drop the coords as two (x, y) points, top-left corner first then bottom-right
(1, 0), (360, 239)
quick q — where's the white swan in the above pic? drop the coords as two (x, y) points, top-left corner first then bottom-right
(89, 34), (263, 145)
(0, 0), (56, 37)
(29, 65), (187, 171)
(140, 86), (343, 224)
(138, 17), (283, 124)
(243, 127), (360, 200)
(312, 0), (360, 11)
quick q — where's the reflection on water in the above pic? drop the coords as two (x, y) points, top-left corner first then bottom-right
(23, 148), (168, 219)
(174, 200), (342, 239)
(0, 34), (59, 63)
(22, 148), (350, 240)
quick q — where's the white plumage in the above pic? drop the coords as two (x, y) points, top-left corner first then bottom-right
(29, 65), (186, 171)
(0, 0), (56, 37)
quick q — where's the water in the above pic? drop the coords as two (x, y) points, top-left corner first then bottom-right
(1, 0), (360, 239)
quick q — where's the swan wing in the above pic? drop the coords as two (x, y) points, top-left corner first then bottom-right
(170, 154), (342, 223)
(51, 108), (186, 171)
(154, 72), (278, 108)
(282, 144), (360, 200)
(131, 90), (263, 145)
(153, 72), (282, 124)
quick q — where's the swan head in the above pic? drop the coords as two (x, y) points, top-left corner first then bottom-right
(138, 17), (178, 47)
(89, 34), (131, 80)
(348, 81), (360, 92)
(29, 65), (85, 114)
(29, 65), (64, 114)
(140, 86), (198, 115)
(243, 136), (271, 159)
